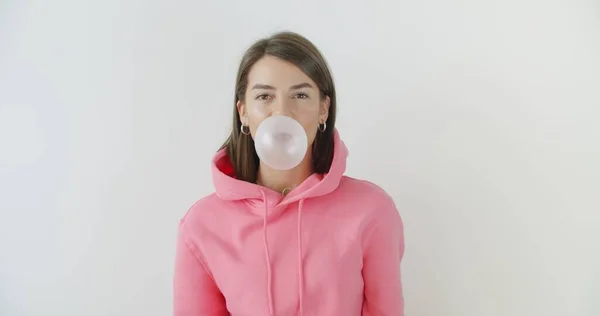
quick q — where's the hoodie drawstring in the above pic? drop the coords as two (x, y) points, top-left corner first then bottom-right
(260, 190), (274, 316)
(260, 190), (305, 316)
(297, 199), (305, 316)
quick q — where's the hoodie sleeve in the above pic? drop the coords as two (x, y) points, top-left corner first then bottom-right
(361, 195), (405, 316)
(173, 220), (228, 316)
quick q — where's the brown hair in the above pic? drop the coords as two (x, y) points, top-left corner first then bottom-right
(220, 31), (337, 183)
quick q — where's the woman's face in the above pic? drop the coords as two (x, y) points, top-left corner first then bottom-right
(237, 55), (330, 148)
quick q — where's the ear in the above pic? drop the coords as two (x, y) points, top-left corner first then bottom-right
(236, 100), (247, 123)
(319, 95), (330, 123)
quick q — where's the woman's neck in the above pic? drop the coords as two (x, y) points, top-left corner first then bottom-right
(256, 154), (313, 194)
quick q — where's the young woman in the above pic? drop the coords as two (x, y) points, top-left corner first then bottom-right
(173, 32), (405, 316)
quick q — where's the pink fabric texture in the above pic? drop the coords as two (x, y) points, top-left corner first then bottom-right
(173, 130), (405, 315)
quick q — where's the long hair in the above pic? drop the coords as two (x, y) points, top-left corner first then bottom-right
(220, 32), (337, 183)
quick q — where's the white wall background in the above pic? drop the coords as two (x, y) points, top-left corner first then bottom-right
(1, 0), (599, 315)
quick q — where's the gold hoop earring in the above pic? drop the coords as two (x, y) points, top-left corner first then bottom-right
(240, 124), (250, 135)
(318, 121), (327, 132)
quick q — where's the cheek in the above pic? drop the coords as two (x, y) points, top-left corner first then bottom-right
(298, 114), (320, 145)
(306, 126), (319, 146)
(246, 104), (269, 133)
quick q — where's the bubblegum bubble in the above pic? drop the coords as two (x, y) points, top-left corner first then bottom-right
(254, 115), (308, 170)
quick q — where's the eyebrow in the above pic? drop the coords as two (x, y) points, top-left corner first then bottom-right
(251, 83), (315, 91)
(289, 83), (314, 90)
(251, 84), (275, 90)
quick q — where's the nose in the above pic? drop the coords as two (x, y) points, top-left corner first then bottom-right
(271, 97), (292, 116)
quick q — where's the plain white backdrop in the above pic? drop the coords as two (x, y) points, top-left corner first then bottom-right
(1, 0), (599, 315)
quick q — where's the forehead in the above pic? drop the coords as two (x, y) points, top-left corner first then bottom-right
(247, 55), (316, 88)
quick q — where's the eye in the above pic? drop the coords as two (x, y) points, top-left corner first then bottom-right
(255, 94), (272, 101)
(293, 93), (309, 99)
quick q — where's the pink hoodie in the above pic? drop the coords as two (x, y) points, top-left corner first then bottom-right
(174, 130), (405, 316)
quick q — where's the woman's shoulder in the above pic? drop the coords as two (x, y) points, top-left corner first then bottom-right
(179, 193), (223, 226)
(339, 176), (394, 202)
(338, 176), (398, 217)
(339, 176), (403, 234)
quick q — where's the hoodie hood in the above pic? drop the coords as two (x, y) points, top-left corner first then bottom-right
(211, 129), (348, 206)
